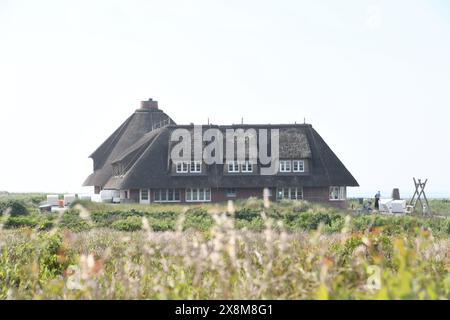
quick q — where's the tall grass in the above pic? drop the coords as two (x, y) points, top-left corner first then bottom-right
(0, 199), (449, 299)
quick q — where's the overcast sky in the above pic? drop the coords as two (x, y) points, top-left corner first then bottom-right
(0, 0), (449, 197)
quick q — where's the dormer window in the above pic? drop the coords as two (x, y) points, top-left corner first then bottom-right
(241, 161), (253, 173)
(280, 160), (291, 172)
(293, 160), (305, 172)
(227, 161), (240, 172)
(176, 161), (201, 173)
(190, 161), (202, 173)
(176, 161), (189, 173)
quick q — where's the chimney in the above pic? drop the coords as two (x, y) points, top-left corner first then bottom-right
(140, 98), (158, 110)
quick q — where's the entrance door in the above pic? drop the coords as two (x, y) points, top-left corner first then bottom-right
(140, 189), (150, 204)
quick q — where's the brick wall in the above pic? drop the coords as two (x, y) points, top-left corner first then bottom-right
(211, 188), (274, 202)
(303, 187), (347, 209)
(124, 187), (347, 208)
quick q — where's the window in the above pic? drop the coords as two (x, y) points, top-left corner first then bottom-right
(154, 189), (181, 202)
(186, 188), (211, 202)
(226, 188), (236, 197)
(227, 161), (240, 173)
(241, 161), (253, 173)
(176, 162), (189, 173)
(140, 189), (149, 201)
(280, 160), (291, 172)
(276, 187), (303, 200)
(293, 160), (305, 172)
(329, 186), (346, 200)
(190, 161), (201, 173)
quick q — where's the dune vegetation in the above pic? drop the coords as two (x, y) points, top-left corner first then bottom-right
(0, 194), (448, 299)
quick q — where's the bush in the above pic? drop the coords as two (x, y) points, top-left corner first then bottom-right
(235, 216), (265, 231)
(60, 209), (91, 232)
(148, 211), (179, 220)
(90, 211), (121, 227)
(184, 208), (213, 231)
(290, 212), (334, 231)
(0, 199), (29, 216)
(4, 216), (38, 229)
(234, 208), (261, 221)
(150, 220), (175, 232)
(111, 217), (142, 231)
(30, 195), (46, 205)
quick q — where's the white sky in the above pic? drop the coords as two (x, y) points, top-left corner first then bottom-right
(0, 0), (449, 198)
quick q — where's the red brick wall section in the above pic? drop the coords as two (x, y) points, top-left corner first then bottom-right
(303, 187), (329, 202)
(211, 188), (272, 202)
(303, 187), (347, 209)
(134, 187), (347, 208)
(129, 189), (140, 202)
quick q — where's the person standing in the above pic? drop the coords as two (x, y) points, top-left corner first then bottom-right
(374, 191), (381, 210)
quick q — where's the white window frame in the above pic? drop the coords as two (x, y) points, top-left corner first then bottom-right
(329, 186), (346, 201)
(241, 161), (253, 173)
(279, 160), (291, 172)
(292, 160), (305, 172)
(186, 188), (211, 202)
(153, 189), (181, 202)
(226, 188), (237, 197)
(140, 189), (150, 204)
(176, 161), (189, 173)
(227, 161), (240, 173)
(276, 187), (303, 200)
(190, 161), (202, 173)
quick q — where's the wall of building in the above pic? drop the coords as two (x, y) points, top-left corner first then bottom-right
(211, 188), (272, 202)
(303, 187), (347, 209)
(117, 186), (347, 208)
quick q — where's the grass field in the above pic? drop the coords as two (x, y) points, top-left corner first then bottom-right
(0, 194), (449, 299)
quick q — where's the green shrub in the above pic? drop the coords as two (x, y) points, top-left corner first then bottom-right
(150, 220), (175, 232)
(184, 208), (213, 231)
(90, 211), (122, 227)
(37, 220), (54, 231)
(111, 217), (142, 231)
(4, 216), (37, 229)
(36, 233), (73, 282)
(0, 199), (29, 216)
(60, 209), (91, 232)
(290, 212), (334, 231)
(148, 211), (179, 220)
(234, 208), (261, 221)
(235, 216), (265, 231)
(30, 195), (46, 205)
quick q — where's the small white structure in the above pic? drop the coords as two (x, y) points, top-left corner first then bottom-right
(46, 195), (59, 206)
(64, 194), (76, 206)
(379, 199), (393, 213)
(78, 194), (92, 201)
(100, 190), (120, 203)
(391, 200), (407, 214)
(91, 194), (102, 203)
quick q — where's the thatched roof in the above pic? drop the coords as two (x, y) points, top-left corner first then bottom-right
(83, 104), (175, 187)
(85, 121), (358, 189)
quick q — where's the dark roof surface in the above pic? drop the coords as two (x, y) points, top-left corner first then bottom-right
(85, 120), (358, 189)
(83, 106), (175, 187)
